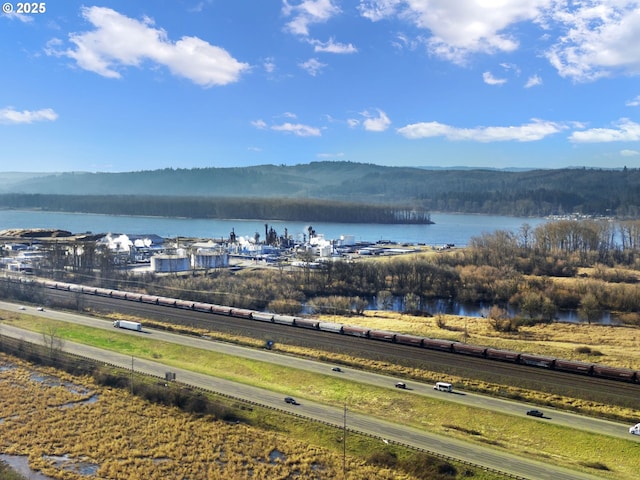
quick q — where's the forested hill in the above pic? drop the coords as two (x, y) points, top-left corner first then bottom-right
(2, 162), (640, 217)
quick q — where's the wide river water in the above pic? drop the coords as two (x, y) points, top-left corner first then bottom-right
(0, 209), (547, 246)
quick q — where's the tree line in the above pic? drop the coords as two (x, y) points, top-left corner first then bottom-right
(6, 163), (640, 217)
(0, 194), (431, 225)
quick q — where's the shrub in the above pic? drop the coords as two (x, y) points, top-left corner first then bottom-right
(266, 299), (302, 315)
(617, 312), (640, 326)
(367, 450), (397, 467)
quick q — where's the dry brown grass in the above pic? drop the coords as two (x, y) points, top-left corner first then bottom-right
(0, 353), (418, 480)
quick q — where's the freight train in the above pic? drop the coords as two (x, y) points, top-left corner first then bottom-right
(18, 278), (640, 384)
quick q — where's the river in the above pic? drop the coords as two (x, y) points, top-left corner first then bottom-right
(0, 210), (547, 246)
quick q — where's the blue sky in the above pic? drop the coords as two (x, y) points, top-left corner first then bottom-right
(1, 0), (640, 172)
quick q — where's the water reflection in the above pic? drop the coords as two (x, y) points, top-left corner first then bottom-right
(0, 454), (54, 480)
(364, 296), (617, 325)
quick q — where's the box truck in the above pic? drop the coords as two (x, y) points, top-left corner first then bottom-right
(113, 320), (142, 332)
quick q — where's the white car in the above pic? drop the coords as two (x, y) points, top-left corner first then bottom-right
(630, 423), (640, 435)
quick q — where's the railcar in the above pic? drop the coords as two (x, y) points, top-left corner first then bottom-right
(43, 280), (57, 289)
(273, 314), (296, 326)
(175, 300), (195, 310)
(81, 286), (98, 295)
(592, 365), (638, 382)
(485, 348), (520, 363)
(94, 288), (113, 297)
(210, 304), (232, 315)
(518, 353), (556, 369)
(140, 295), (159, 305)
(109, 290), (128, 300)
(191, 302), (212, 313)
(553, 359), (594, 375)
(368, 330), (396, 342)
(157, 297), (178, 307)
(68, 284), (83, 293)
(293, 317), (320, 330)
(452, 343), (487, 357)
(251, 312), (275, 322)
(421, 337), (455, 352)
(230, 308), (254, 319)
(341, 325), (370, 338)
(394, 334), (424, 347)
(125, 293), (142, 302)
(318, 321), (344, 334)
(211, 304), (231, 315)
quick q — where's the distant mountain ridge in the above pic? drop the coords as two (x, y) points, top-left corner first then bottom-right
(1, 162), (639, 217)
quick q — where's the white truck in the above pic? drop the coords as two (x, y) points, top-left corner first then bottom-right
(434, 382), (453, 392)
(113, 320), (142, 332)
(630, 423), (640, 435)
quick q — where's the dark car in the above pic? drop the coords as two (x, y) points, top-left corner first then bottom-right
(284, 396), (297, 405)
(395, 382), (406, 389)
(526, 409), (544, 417)
(331, 367), (342, 372)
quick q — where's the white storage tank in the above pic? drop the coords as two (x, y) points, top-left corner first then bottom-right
(192, 252), (229, 269)
(151, 254), (190, 273)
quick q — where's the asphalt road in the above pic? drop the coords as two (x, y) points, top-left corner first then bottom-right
(1, 301), (625, 480)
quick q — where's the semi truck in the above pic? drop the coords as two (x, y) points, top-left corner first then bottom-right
(113, 320), (142, 332)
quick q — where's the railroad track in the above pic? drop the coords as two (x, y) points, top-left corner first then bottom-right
(43, 289), (640, 409)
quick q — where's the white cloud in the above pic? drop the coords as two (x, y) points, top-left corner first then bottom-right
(361, 109), (391, 132)
(524, 74), (542, 88)
(0, 107), (58, 124)
(545, 2), (640, 82)
(317, 152), (345, 158)
(299, 58), (327, 76)
(570, 119), (640, 143)
(358, 0), (402, 21)
(347, 118), (360, 128)
(263, 57), (276, 74)
(483, 71), (507, 85)
(271, 122), (322, 136)
(282, 0), (341, 36)
(626, 95), (640, 107)
(397, 118), (564, 142)
(621, 149), (639, 157)
(253, 114), (321, 137)
(2, 11), (34, 23)
(310, 38), (357, 53)
(251, 119), (268, 129)
(360, 0), (549, 64)
(47, 7), (248, 87)
(359, 1), (640, 82)
(391, 32), (420, 51)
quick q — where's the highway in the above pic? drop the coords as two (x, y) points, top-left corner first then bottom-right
(0, 301), (627, 480)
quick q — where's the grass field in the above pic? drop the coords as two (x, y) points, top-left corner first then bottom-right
(2, 310), (639, 479)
